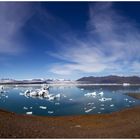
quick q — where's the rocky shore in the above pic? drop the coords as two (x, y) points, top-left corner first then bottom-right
(0, 106), (140, 138)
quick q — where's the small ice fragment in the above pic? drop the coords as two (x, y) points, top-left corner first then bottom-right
(92, 106), (96, 109)
(55, 102), (60, 105)
(30, 107), (33, 109)
(87, 102), (94, 105)
(5, 96), (8, 98)
(69, 98), (73, 101)
(84, 92), (96, 97)
(19, 93), (24, 95)
(48, 111), (54, 114)
(133, 101), (135, 103)
(110, 104), (114, 107)
(39, 106), (47, 109)
(26, 112), (32, 115)
(124, 98), (128, 101)
(98, 91), (104, 96)
(80, 88), (84, 91)
(85, 108), (93, 113)
(98, 112), (101, 114)
(129, 101), (132, 103)
(99, 97), (112, 102)
(55, 94), (61, 98)
(23, 107), (28, 110)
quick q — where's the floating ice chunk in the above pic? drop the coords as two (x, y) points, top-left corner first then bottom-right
(26, 112), (32, 115)
(69, 98), (73, 101)
(98, 91), (104, 96)
(85, 108), (93, 113)
(124, 98), (128, 101)
(55, 94), (61, 98)
(98, 112), (101, 114)
(55, 102), (60, 105)
(92, 107), (96, 109)
(129, 101), (132, 103)
(80, 88), (84, 91)
(29, 91), (38, 96)
(23, 107), (28, 110)
(5, 95), (8, 98)
(87, 102), (94, 105)
(133, 101), (135, 103)
(84, 92), (96, 97)
(110, 104), (114, 107)
(30, 107), (33, 109)
(48, 111), (54, 114)
(99, 97), (112, 102)
(39, 106), (47, 109)
(19, 92), (24, 96)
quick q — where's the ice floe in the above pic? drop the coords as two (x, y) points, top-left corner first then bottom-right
(55, 102), (60, 105)
(26, 112), (32, 115)
(99, 97), (112, 102)
(110, 104), (114, 107)
(39, 106), (47, 109)
(48, 111), (54, 114)
(84, 92), (96, 97)
(20, 85), (61, 101)
(23, 107), (28, 110)
(98, 91), (104, 96)
(85, 108), (93, 113)
(124, 98), (128, 101)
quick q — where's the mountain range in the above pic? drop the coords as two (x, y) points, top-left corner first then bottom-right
(77, 75), (140, 84)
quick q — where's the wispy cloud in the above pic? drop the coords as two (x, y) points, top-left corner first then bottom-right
(45, 3), (140, 76)
(0, 2), (34, 55)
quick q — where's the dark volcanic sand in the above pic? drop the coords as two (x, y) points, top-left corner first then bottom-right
(0, 107), (140, 138)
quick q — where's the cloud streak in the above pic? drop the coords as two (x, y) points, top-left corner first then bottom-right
(0, 2), (34, 55)
(44, 2), (140, 77)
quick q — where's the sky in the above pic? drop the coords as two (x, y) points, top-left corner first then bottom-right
(1, 2), (140, 80)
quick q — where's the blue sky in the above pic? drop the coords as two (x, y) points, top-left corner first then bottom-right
(1, 2), (140, 80)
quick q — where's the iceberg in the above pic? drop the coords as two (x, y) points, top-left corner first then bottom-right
(26, 112), (32, 115)
(39, 106), (47, 109)
(110, 104), (114, 107)
(84, 92), (96, 97)
(23, 107), (28, 110)
(98, 91), (104, 96)
(48, 111), (54, 114)
(85, 108), (93, 113)
(99, 97), (112, 102)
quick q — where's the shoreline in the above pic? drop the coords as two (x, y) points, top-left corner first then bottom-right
(0, 106), (140, 138)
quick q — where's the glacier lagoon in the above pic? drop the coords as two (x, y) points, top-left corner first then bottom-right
(0, 84), (140, 116)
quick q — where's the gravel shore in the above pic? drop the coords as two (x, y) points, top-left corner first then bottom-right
(0, 107), (140, 138)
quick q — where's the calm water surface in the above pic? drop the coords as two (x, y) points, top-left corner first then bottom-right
(0, 84), (140, 116)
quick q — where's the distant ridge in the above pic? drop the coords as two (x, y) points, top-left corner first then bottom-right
(77, 75), (140, 84)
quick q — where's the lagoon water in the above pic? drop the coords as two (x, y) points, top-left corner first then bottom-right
(0, 84), (140, 116)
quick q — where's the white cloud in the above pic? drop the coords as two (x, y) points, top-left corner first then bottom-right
(45, 3), (140, 76)
(0, 2), (34, 55)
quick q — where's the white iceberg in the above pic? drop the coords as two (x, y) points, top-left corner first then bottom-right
(23, 107), (28, 110)
(26, 112), (32, 115)
(110, 104), (114, 107)
(39, 106), (47, 109)
(99, 97), (112, 102)
(85, 108), (93, 113)
(48, 111), (54, 114)
(84, 92), (96, 97)
(98, 91), (104, 96)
